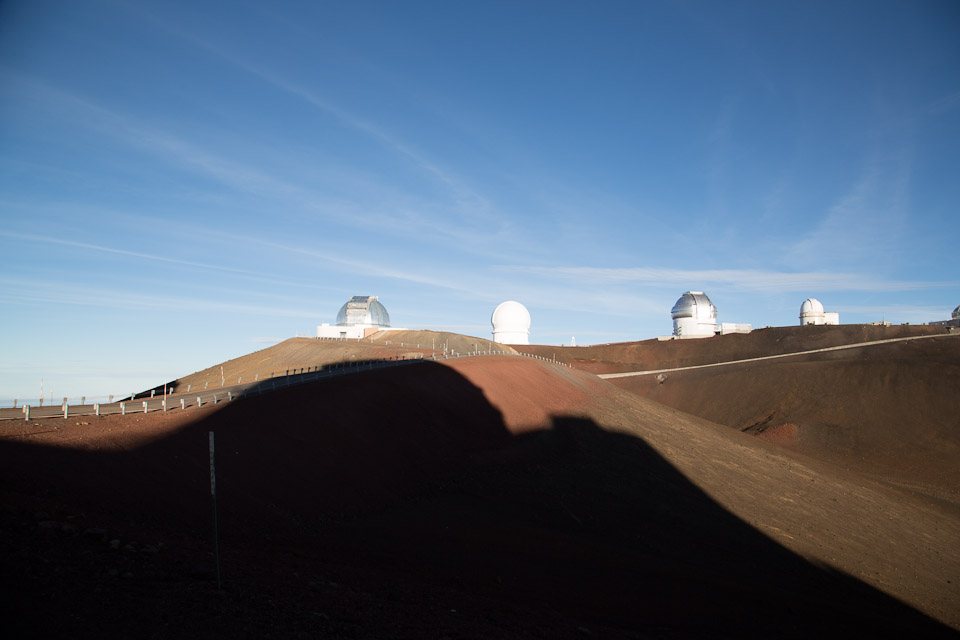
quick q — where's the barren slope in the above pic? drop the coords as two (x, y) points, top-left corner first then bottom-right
(518, 326), (960, 502)
(168, 331), (509, 393)
(2, 357), (957, 637)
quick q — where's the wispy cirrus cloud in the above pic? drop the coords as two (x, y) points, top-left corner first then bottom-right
(500, 265), (954, 293)
(0, 276), (323, 319)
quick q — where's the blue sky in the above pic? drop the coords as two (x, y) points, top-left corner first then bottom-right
(1, 0), (958, 401)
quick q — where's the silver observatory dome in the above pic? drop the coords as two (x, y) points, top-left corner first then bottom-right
(671, 291), (717, 323)
(335, 295), (391, 327)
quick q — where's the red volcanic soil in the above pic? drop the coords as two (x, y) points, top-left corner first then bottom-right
(2, 357), (959, 638)
(519, 326), (960, 503)
(170, 332), (512, 393)
(517, 324), (953, 374)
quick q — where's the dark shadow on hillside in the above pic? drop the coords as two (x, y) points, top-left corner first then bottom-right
(0, 362), (955, 638)
(133, 354), (431, 400)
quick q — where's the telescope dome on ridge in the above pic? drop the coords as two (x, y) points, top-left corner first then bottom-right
(491, 301), (531, 345)
(799, 298), (825, 324)
(671, 291), (718, 337)
(335, 295), (391, 327)
(317, 295), (393, 340)
(800, 298), (839, 325)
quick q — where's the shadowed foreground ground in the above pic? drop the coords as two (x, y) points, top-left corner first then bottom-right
(2, 358), (957, 638)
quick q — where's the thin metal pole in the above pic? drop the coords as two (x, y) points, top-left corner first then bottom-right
(209, 431), (222, 590)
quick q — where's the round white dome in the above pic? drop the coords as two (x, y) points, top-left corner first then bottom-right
(800, 298), (826, 325)
(800, 298), (824, 315)
(492, 301), (531, 331)
(491, 301), (530, 344)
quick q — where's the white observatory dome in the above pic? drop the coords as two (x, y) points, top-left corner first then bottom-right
(671, 291), (718, 337)
(491, 301), (531, 345)
(335, 295), (390, 327)
(799, 298), (826, 325)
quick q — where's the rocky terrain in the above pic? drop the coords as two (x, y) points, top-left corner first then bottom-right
(2, 328), (958, 638)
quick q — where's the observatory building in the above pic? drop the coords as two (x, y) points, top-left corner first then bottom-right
(929, 304), (960, 328)
(491, 301), (531, 345)
(317, 295), (394, 339)
(799, 298), (840, 326)
(668, 291), (752, 339)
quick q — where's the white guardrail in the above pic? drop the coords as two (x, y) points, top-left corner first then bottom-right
(0, 351), (571, 422)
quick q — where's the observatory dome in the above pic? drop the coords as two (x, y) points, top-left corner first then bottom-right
(953, 305), (960, 320)
(491, 301), (531, 345)
(671, 291), (718, 337)
(800, 298), (826, 325)
(335, 295), (391, 327)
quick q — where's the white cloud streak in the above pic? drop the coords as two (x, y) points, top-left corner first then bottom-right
(502, 265), (954, 293)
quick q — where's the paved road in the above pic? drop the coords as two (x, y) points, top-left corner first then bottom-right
(598, 332), (957, 379)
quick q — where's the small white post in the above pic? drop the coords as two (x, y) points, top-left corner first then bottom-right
(213, 394), (218, 405)
(197, 396), (202, 408)
(227, 392), (233, 401)
(109, 394), (114, 403)
(143, 401), (148, 414)
(187, 385), (191, 392)
(151, 390), (156, 398)
(24, 405), (30, 420)
(180, 398), (186, 410)
(81, 396), (86, 405)
(95, 403), (100, 416)
(121, 402), (126, 416)
(162, 399), (167, 411)
(64, 404), (69, 419)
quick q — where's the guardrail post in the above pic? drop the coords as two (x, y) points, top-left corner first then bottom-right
(213, 394), (218, 405)
(197, 396), (202, 408)
(24, 405), (30, 420)
(187, 385), (191, 392)
(205, 382), (209, 390)
(95, 403), (100, 416)
(162, 399), (167, 411)
(181, 398), (186, 410)
(151, 390), (156, 398)
(254, 374), (259, 381)
(143, 401), (148, 414)
(227, 392), (233, 401)
(64, 404), (69, 419)
(121, 402), (126, 416)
